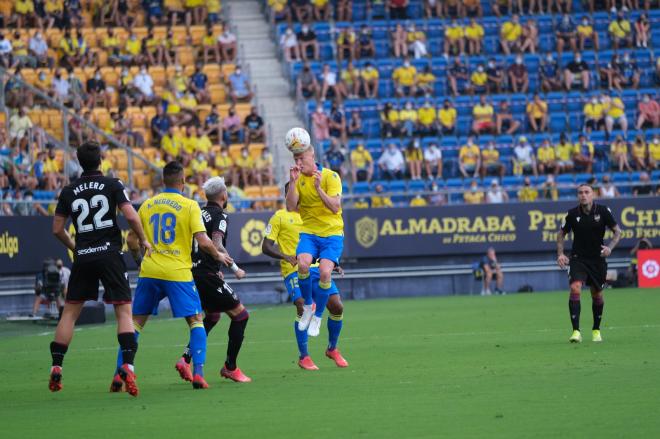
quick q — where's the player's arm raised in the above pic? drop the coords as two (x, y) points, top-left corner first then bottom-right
(120, 203), (152, 257)
(212, 230), (246, 279)
(285, 166), (300, 212)
(195, 231), (233, 267)
(52, 215), (76, 252)
(313, 170), (341, 214)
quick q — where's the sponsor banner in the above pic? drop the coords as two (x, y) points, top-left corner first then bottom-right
(345, 197), (660, 258)
(1, 197), (658, 274)
(637, 249), (660, 288)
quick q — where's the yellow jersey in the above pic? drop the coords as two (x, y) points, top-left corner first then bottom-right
(527, 101), (547, 119)
(265, 209), (303, 277)
(460, 145), (481, 166)
(445, 25), (464, 41)
(518, 187), (539, 202)
(410, 197), (428, 207)
(465, 23), (484, 39)
(608, 98), (625, 118)
(577, 24), (593, 37)
(464, 191), (484, 204)
(631, 142), (646, 159)
(351, 147), (373, 168)
(418, 107), (436, 126)
(295, 165), (343, 237)
(501, 22), (522, 41)
(610, 141), (628, 155)
(371, 195), (393, 208)
(649, 142), (660, 161)
(438, 107), (457, 127)
(138, 189), (206, 282)
(471, 71), (487, 86)
(583, 103), (603, 119)
(392, 66), (417, 86)
(482, 149), (499, 165)
(361, 68), (379, 81)
(555, 142), (573, 161)
(537, 146), (556, 162)
(608, 20), (631, 38)
(161, 134), (183, 157)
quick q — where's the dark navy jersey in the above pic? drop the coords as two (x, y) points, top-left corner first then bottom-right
(192, 201), (227, 274)
(561, 203), (617, 258)
(55, 171), (130, 261)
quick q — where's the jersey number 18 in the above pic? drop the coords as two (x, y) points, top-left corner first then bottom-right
(150, 213), (177, 245)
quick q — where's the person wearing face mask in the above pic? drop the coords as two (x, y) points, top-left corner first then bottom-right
(599, 175), (620, 199)
(635, 12), (650, 48)
(280, 26), (301, 62)
(190, 152), (211, 185)
(517, 177), (538, 203)
(583, 95), (604, 133)
(447, 56), (469, 96)
(609, 11), (632, 50)
(320, 63), (347, 103)
(464, 180), (484, 205)
(189, 63), (210, 104)
(357, 24), (375, 59)
(508, 55), (529, 93)
(380, 103), (400, 138)
(297, 23), (320, 61)
(350, 143), (374, 183)
(243, 106), (265, 146)
(630, 135), (648, 171)
(213, 147), (235, 185)
(399, 101), (418, 137)
(472, 95), (495, 135)
(500, 14), (522, 55)
(536, 139), (558, 176)
(312, 0), (331, 21)
(406, 23), (428, 59)
(555, 14), (577, 56)
(485, 58), (504, 94)
(526, 93), (548, 132)
(443, 19), (465, 58)
(51, 69), (70, 104)
(222, 106), (245, 145)
(604, 93), (628, 137)
(459, 136), (481, 178)
(572, 134), (595, 174)
(29, 31), (52, 68)
(612, 52), (640, 91)
(438, 99), (457, 135)
(228, 65), (253, 104)
(236, 147), (256, 186)
(610, 135), (632, 172)
(649, 137), (660, 170)
(417, 101), (437, 136)
(337, 26), (357, 62)
(202, 27), (221, 64)
(312, 106), (330, 141)
(564, 52), (590, 91)
(636, 94), (660, 130)
(481, 141), (504, 178)
(218, 25), (237, 62)
(577, 16), (599, 51)
(512, 136), (538, 177)
(404, 140), (423, 180)
(539, 53), (561, 92)
(297, 62), (320, 100)
(415, 65), (436, 96)
(378, 143), (405, 180)
(465, 18), (484, 55)
(470, 64), (488, 95)
(133, 65), (155, 105)
(122, 32), (143, 65)
(423, 142), (442, 180)
(392, 58), (417, 97)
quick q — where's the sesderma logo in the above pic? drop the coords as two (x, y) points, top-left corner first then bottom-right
(0, 231), (19, 258)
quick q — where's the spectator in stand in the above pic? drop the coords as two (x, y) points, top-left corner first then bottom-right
(564, 52), (590, 91)
(337, 26), (357, 61)
(495, 101), (521, 135)
(465, 18), (484, 55)
(244, 107), (265, 146)
(500, 14), (522, 55)
(12, 32), (32, 68)
(609, 10), (632, 50)
(312, 106), (330, 142)
(438, 99), (457, 135)
(472, 96), (495, 135)
(462, 0), (482, 18)
(470, 64), (488, 95)
(648, 136), (660, 169)
(102, 27), (122, 65)
(612, 52), (640, 91)
(388, 0), (409, 19)
(444, 19), (465, 57)
(407, 23), (428, 59)
(604, 94), (628, 137)
(218, 26), (237, 62)
(381, 103), (400, 138)
(202, 27), (221, 64)
(312, 0), (331, 20)
(520, 18), (538, 54)
(223, 106), (244, 145)
(371, 184), (393, 208)
(404, 140), (423, 180)
(378, 143), (405, 180)
(631, 135), (647, 170)
(347, 111), (363, 138)
(424, 142), (442, 180)
(536, 139), (558, 175)
(351, 143), (374, 183)
(583, 95), (604, 133)
(417, 101), (437, 137)
(610, 135), (632, 172)
(329, 103), (347, 144)
(577, 15), (599, 51)
(508, 55), (529, 93)
(320, 63), (347, 102)
(235, 147), (255, 186)
(133, 65), (156, 106)
(459, 136), (481, 178)
(50, 69), (69, 104)
(160, 126), (182, 158)
(554, 133), (574, 174)
(391, 23), (408, 58)
(214, 146), (235, 184)
(67, 66), (85, 109)
(513, 136), (537, 176)
(409, 194), (428, 207)
(189, 64), (210, 104)
(424, 0), (442, 18)
(341, 61), (361, 99)
(633, 172), (654, 197)
(280, 26), (300, 62)
(398, 101), (417, 137)
(297, 24), (319, 61)
(203, 104), (223, 141)
(291, 0), (313, 21)
(122, 32), (144, 66)
(526, 94), (548, 132)
(486, 180), (508, 204)
(228, 65), (253, 104)
(44, 0), (64, 29)
(416, 65), (436, 97)
(13, 0), (37, 27)
(464, 180), (484, 204)
(635, 13), (650, 49)
(447, 56), (469, 96)
(360, 61), (379, 98)
(29, 31), (52, 68)
(573, 134), (594, 173)
(599, 175), (620, 199)
(150, 105), (171, 147)
(555, 13), (577, 55)
(85, 68), (109, 109)
(255, 147), (274, 186)
(268, 0), (291, 23)
(357, 24), (375, 59)
(486, 58), (505, 94)
(297, 62), (320, 100)
(541, 174), (559, 200)
(481, 141), (504, 178)
(518, 177), (538, 202)
(324, 140), (346, 179)
(5, 68), (33, 108)
(393, 58), (417, 98)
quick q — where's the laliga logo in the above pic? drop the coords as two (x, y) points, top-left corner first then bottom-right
(241, 219), (267, 257)
(641, 259), (659, 279)
(0, 231), (19, 258)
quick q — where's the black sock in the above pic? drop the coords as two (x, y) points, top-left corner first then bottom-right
(50, 341), (68, 367)
(183, 313), (221, 364)
(117, 332), (138, 366)
(225, 313), (249, 370)
(182, 347), (192, 364)
(592, 299), (604, 330)
(569, 299), (581, 331)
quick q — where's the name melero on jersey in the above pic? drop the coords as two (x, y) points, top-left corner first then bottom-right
(72, 181), (106, 195)
(379, 215), (515, 236)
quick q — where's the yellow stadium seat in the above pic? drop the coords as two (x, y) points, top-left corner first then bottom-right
(111, 148), (129, 170)
(134, 172), (152, 191)
(150, 66), (166, 87)
(229, 144), (244, 161)
(262, 186), (281, 198)
(195, 104), (212, 122)
(92, 108), (110, 128)
(126, 107), (147, 129)
(178, 47), (196, 66)
(172, 26), (188, 43)
(189, 25), (206, 45)
(221, 64), (236, 77)
(101, 67), (120, 87)
(116, 170), (129, 183)
(209, 84), (226, 104)
(142, 106), (157, 123)
(248, 143), (265, 159)
(202, 64), (222, 85)
(133, 27), (149, 40)
(131, 148), (148, 170)
(143, 147), (158, 160)
(243, 186), (263, 199)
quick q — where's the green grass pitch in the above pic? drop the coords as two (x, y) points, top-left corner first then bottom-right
(2, 288), (660, 438)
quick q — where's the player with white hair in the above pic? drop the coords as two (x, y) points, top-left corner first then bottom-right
(174, 176), (253, 384)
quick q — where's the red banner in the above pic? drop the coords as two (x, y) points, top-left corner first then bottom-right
(638, 249), (660, 288)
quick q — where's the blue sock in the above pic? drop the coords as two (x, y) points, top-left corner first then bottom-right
(116, 327), (140, 373)
(314, 281), (331, 318)
(327, 314), (343, 350)
(299, 271), (313, 306)
(294, 320), (309, 359)
(189, 323), (207, 377)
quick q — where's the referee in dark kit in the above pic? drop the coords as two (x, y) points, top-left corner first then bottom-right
(557, 183), (622, 343)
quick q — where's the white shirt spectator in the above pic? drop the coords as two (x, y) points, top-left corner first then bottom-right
(0, 37), (12, 55)
(378, 147), (405, 171)
(323, 70), (338, 86)
(133, 71), (154, 97)
(29, 34), (48, 56)
(280, 29), (298, 49)
(486, 186), (506, 203)
(52, 76), (70, 99)
(424, 145), (442, 162)
(514, 143), (534, 165)
(218, 31), (237, 45)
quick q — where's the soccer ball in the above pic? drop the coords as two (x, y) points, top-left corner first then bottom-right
(284, 127), (311, 154)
